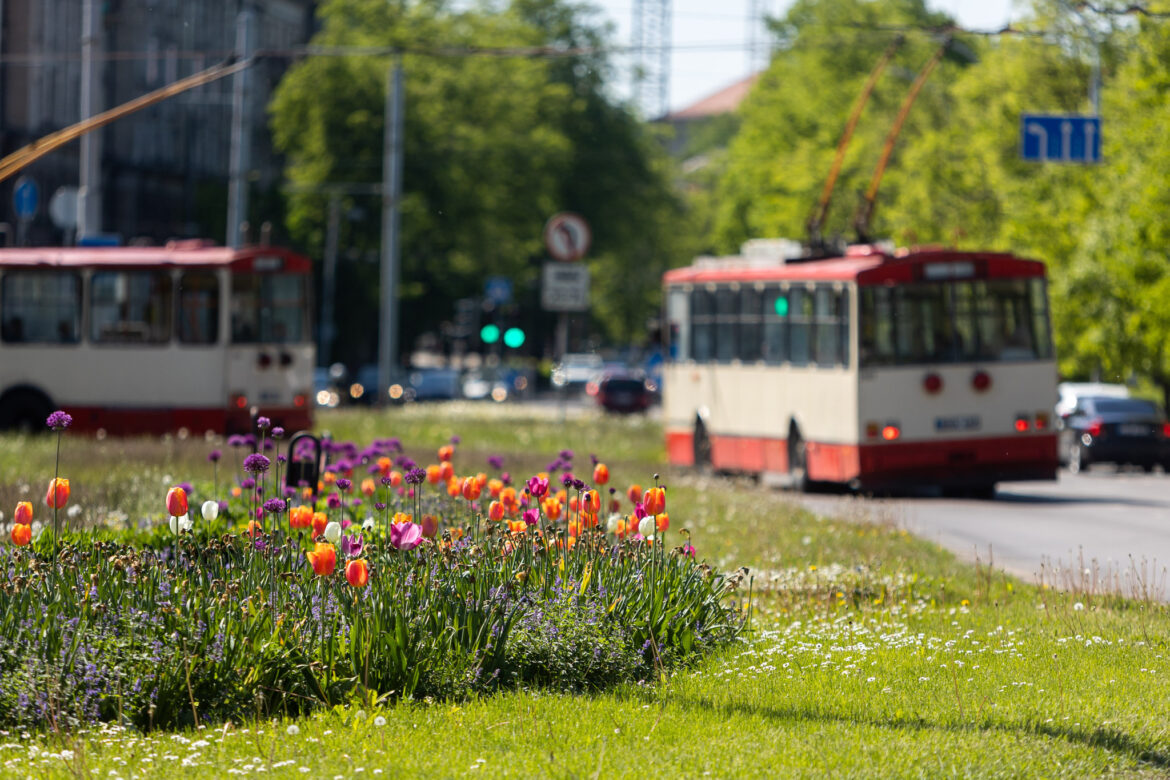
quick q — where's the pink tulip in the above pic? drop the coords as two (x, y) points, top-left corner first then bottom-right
(390, 521), (422, 550)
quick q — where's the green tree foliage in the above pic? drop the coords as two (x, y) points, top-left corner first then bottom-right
(270, 0), (686, 363)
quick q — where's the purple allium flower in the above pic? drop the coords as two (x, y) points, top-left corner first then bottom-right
(284, 486), (297, 497)
(208, 449), (222, 462)
(388, 437), (403, 452)
(263, 498), (286, 514)
(243, 453), (270, 474)
(572, 478), (585, 491)
(561, 473), (574, 487)
(272, 426), (285, 439)
(262, 439), (275, 451)
(405, 468), (426, 486)
(381, 476), (392, 487)
(218, 500), (229, 512)
(327, 494), (342, 509)
(559, 449), (574, 460)
(240, 477), (256, 490)
(450, 435), (461, 444)
(590, 453), (599, 466)
(277, 454), (287, 464)
(179, 481), (193, 494)
(256, 416), (271, 431)
(228, 435), (246, 448)
(374, 502), (387, 511)
(336, 478), (352, 492)
(487, 455), (504, 470)
(46, 410), (72, 431)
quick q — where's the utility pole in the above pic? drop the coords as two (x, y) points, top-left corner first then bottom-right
(78, 0), (102, 240)
(227, 9), (254, 248)
(378, 58), (405, 404)
(320, 192), (341, 367)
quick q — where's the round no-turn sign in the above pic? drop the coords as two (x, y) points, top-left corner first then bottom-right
(543, 212), (591, 262)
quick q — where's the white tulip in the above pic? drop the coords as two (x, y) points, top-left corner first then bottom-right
(324, 521), (342, 544)
(638, 516), (655, 539)
(606, 514), (622, 535)
(169, 513), (190, 535)
(179, 515), (194, 532)
(201, 500), (219, 521)
(362, 516), (375, 532)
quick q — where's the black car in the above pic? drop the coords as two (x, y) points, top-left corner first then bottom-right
(596, 374), (652, 414)
(1061, 396), (1170, 473)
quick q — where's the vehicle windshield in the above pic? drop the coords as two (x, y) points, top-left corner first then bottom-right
(1091, 398), (1160, 416)
(859, 278), (1052, 366)
(231, 273), (307, 344)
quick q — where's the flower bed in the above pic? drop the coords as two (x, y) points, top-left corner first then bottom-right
(0, 415), (748, 730)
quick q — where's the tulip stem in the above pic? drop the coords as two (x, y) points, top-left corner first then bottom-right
(52, 429), (61, 558)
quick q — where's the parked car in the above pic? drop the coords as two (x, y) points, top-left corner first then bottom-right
(596, 374), (653, 414)
(551, 353), (604, 390)
(407, 368), (462, 401)
(1060, 396), (1170, 473)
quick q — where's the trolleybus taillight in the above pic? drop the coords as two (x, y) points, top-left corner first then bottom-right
(1034, 412), (1049, 430)
(923, 373), (943, 394)
(294, 394), (307, 408)
(1162, 422), (1170, 438)
(232, 394), (248, 409)
(1014, 416), (1030, 432)
(972, 370), (992, 392)
(881, 424), (901, 441)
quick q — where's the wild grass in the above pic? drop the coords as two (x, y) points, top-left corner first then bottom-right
(2, 406), (1168, 778)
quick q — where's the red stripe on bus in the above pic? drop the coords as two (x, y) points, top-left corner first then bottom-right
(64, 406), (312, 436)
(667, 430), (1057, 484)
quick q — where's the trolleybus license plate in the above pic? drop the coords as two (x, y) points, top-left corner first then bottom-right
(934, 415), (981, 432)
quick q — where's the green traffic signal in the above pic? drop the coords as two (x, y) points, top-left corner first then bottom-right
(503, 327), (525, 348)
(480, 324), (501, 344)
(774, 296), (789, 317)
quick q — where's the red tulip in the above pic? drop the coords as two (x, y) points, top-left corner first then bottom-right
(593, 463), (609, 485)
(165, 486), (188, 517)
(11, 524), (31, 546)
(643, 487), (666, 516)
(13, 501), (32, 525)
(307, 543), (337, 576)
(45, 478), (70, 509)
(345, 559), (369, 587)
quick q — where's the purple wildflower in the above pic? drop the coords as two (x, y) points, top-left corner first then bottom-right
(208, 449), (222, 462)
(228, 434), (246, 448)
(240, 477), (256, 490)
(336, 478), (353, 492)
(561, 473), (574, 487)
(327, 494), (342, 509)
(381, 476), (392, 487)
(256, 416), (272, 431)
(450, 435), (461, 444)
(487, 455), (504, 470)
(405, 468), (426, 486)
(559, 449), (574, 460)
(46, 410), (72, 431)
(572, 478), (585, 491)
(243, 453), (270, 474)
(374, 502), (387, 511)
(271, 426), (285, 439)
(263, 498), (286, 514)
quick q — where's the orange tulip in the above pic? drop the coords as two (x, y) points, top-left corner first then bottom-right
(420, 514), (438, 538)
(426, 464), (442, 485)
(306, 543), (337, 576)
(461, 477), (482, 502)
(393, 512), (413, 525)
(45, 478), (70, 510)
(488, 478), (504, 498)
(593, 463), (609, 485)
(627, 484), (643, 504)
(475, 472), (488, 488)
(247, 520), (263, 538)
(165, 485), (187, 517)
(542, 497), (563, 521)
(446, 476), (462, 497)
(655, 512), (670, 532)
(500, 487), (519, 513)
(488, 500), (505, 522)
(508, 519), (526, 534)
(231, 486), (242, 498)
(345, 559), (370, 587)
(11, 524), (31, 546)
(643, 487), (666, 516)
(290, 505), (313, 529)
(582, 511), (599, 529)
(389, 470), (403, 487)
(438, 444), (454, 462)
(439, 461), (455, 482)
(568, 520), (580, 538)
(324, 471), (337, 485)
(376, 456), (392, 475)
(361, 478), (376, 497)
(311, 511), (328, 538)
(301, 486), (315, 500)
(14, 501), (33, 525)
(582, 490), (601, 514)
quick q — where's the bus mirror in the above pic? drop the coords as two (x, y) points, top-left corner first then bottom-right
(285, 431), (325, 494)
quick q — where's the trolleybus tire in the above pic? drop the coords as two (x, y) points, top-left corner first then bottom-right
(0, 387), (53, 433)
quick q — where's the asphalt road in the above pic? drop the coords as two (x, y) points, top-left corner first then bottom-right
(792, 468), (1170, 596)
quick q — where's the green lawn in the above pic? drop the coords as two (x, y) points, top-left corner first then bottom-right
(3, 406), (1168, 778)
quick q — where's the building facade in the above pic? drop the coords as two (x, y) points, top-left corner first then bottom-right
(0, 0), (315, 246)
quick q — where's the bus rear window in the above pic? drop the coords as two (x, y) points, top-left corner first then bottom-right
(178, 272), (220, 345)
(91, 271), (172, 344)
(860, 278), (1053, 366)
(1, 271), (82, 344)
(231, 273), (306, 344)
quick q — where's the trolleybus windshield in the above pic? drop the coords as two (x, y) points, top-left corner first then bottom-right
(231, 273), (307, 344)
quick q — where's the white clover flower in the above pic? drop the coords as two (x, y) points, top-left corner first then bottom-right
(373, 716), (386, 728)
(1073, 602), (1084, 611)
(286, 725), (299, 736)
(201, 500), (219, 521)
(324, 521), (342, 544)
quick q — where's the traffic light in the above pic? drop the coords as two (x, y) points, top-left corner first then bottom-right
(503, 327), (525, 348)
(480, 323), (501, 344)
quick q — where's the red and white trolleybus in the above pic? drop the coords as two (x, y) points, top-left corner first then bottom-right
(0, 240), (315, 435)
(662, 240), (1059, 495)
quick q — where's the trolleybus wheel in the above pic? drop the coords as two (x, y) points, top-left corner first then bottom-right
(788, 426), (810, 492)
(0, 387), (53, 433)
(693, 419), (712, 473)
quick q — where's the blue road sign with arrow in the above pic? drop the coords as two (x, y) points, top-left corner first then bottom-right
(1020, 115), (1101, 163)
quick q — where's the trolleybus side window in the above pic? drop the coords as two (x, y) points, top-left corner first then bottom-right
(1030, 278), (1054, 359)
(714, 287), (737, 362)
(90, 270), (172, 344)
(177, 271), (220, 345)
(788, 287), (813, 367)
(690, 288), (714, 362)
(762, 286), (788, 365)
(738, 286), (762, 362)
(1, 271), (82, 344)
(813, 286), (842, 366)
(232, 273), (306, 344)
(666, 288), (689, 361)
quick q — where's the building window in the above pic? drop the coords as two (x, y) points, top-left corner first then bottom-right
(1, 272), (82, 344)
